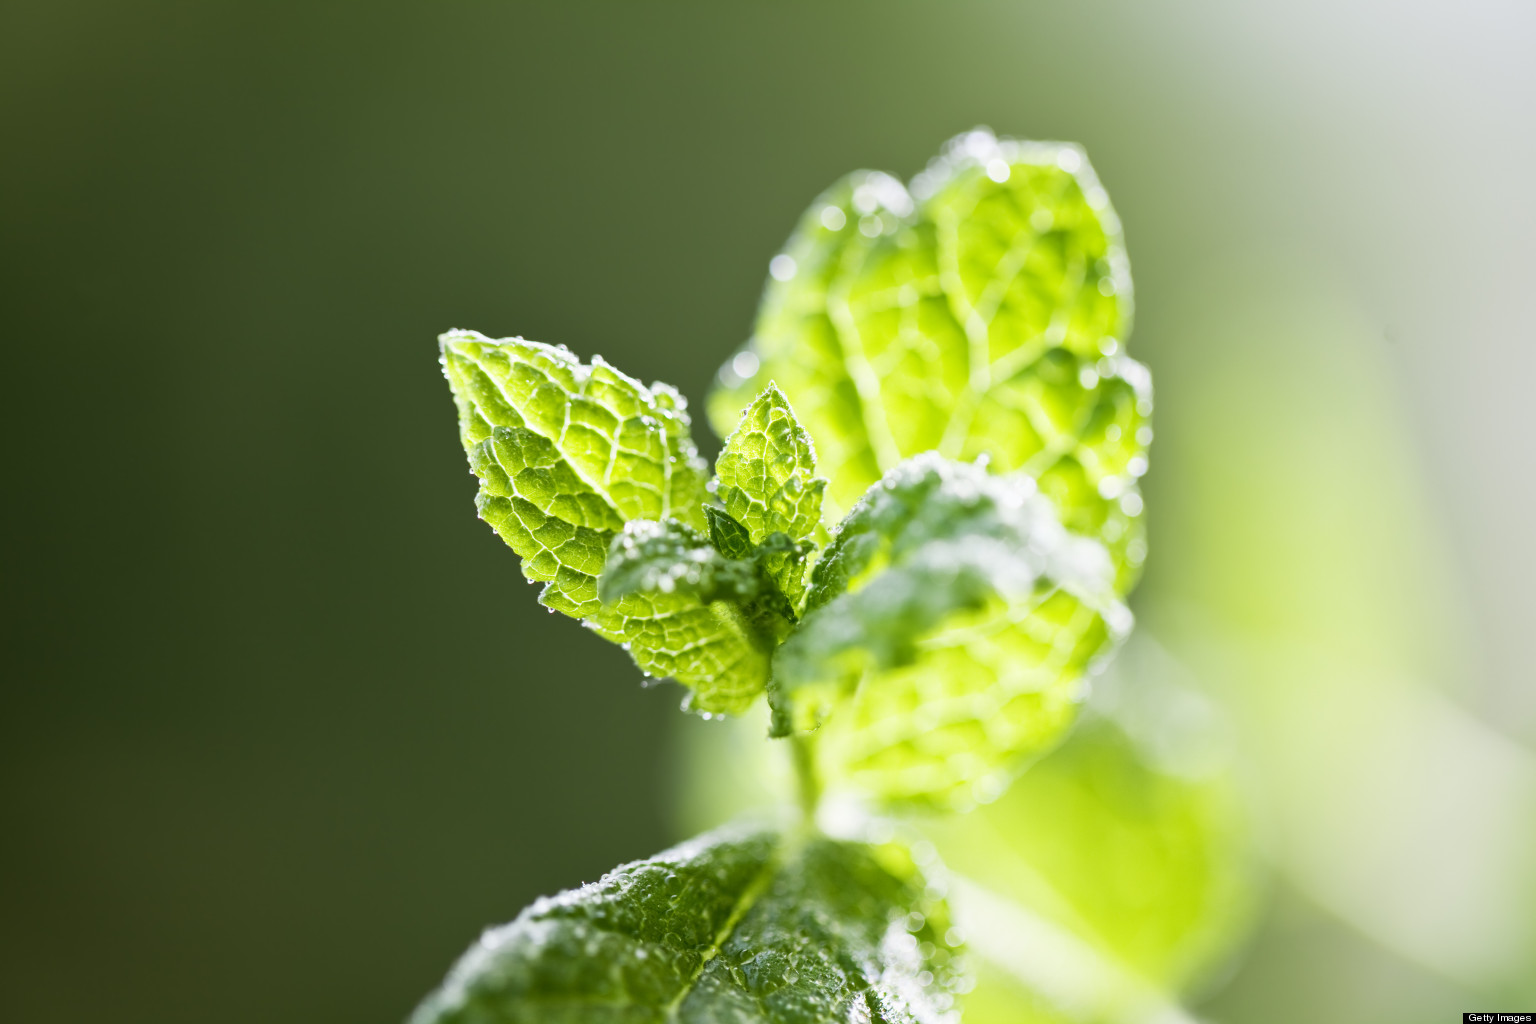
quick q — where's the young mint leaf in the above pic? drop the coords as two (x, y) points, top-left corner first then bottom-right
(713, 384), (827, 611)
(714, 383), (827, 544)
(410, 825), (965, 1024)
(771, 454), (1130, 808)
(442, 331), (710, 618)
(709, 130), (1151, 594)
(704, 505), (756, 561)
(443, 331), (786, 714)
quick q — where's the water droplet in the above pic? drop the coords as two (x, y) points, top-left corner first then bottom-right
(1120, 492), (1144, 516)
(1029, 208), (1053, 232)
(1056, 148), (1082, 173)
(732, 351), (760, 379)
(1097, 277), (1117, 297)
(985, 159), (1010, 183)
(820, 205), (846, 231)
(769, 254), (797, 281)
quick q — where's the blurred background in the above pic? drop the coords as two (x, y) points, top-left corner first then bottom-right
(3, 2), (1533, 1022)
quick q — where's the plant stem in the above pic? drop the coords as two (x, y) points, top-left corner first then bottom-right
(790, 732), (821, 824)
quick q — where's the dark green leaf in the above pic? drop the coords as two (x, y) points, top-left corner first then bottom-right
(715, 383), (827, 545)
(411, 826), (965, 1024)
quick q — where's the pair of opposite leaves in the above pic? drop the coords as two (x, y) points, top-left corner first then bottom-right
(423, 130), (1151, 1024)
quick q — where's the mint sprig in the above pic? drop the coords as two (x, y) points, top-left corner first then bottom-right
(421, 129), (1171, 1023)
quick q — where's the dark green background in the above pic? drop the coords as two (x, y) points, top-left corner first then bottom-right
(5, 3), (1530, 1023)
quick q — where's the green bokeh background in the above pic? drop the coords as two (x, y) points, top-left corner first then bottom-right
(4, 3), (1533, 1024)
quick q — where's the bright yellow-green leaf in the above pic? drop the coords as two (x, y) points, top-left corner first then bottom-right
(444, 331), (781, 713)
(709, 130), (1151, 593)
(925, 647), (1258, 1021)
(772, 455), (1130, 808)
(714, 383), (827, 545)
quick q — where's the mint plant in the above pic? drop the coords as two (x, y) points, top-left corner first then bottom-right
(414, 130), (1152, 1024)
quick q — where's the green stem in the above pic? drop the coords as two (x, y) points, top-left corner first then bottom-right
(790, 732), (821, 823)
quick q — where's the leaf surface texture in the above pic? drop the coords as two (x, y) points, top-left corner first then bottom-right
(443, 332), (769, 712)
(709, 130), (1151, 593)
(772, 455), (1129, 807)
(412, 826), (963, 1024)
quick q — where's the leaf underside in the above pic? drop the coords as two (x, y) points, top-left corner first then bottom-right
(772, 455), (1129, 808)
(411, 826), (963, 1024)
(709, 129), (1151, 594)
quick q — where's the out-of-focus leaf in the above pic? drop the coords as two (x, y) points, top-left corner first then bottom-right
(411, 825), (965, 1024)
(771, 454), (1129, 808)
(709, 129), (1150, 593)
(923, 643), (1257, 1021)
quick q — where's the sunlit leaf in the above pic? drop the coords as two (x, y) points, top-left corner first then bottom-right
(925, 642), (1258, 1020)
(597, 518), (794, 714)
(444, 331), (782, 712)
(772, 454), (1130, 807)
(709, 130), (1150, 593)
(715, 383), (827, 545)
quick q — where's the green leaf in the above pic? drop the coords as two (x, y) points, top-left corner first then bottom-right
(444, 331), (789, 713)
(709, 130), (1151, 594)
(600, 519), (763, 608)
(714, 383), (827, 544)
(596, 518), (800, 715)
(411, 825), (965, 1024)
(924, 648), (1257, 1022)
(771, 454), (1129, 808)
(705, 505), (757, 561)
(443, 331), (710, 618)
(713, 384), (827, 610)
